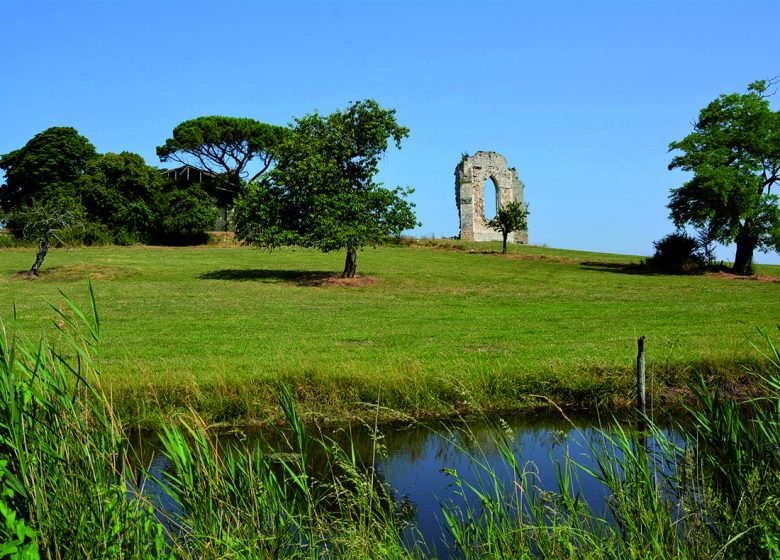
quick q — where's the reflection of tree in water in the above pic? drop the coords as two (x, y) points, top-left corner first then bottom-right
(125, 412), (648, 555)
(127, 422), (418, 532)
(356, 412), (612, 466)
(127, 413), (610, 489)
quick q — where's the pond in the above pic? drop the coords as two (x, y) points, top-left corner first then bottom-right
(131, 412), (680, 558)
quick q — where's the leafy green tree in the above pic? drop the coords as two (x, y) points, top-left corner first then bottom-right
(668, 80), (780, 275)
(79, 151), (215, 245)
(0, 126), (97, 214)
(156, 116), (286, 216)
(487, 201), (528, 254)
(153, 184), (218, 245)
(78, 152), (163, 243)
(234, 100), (418, 278)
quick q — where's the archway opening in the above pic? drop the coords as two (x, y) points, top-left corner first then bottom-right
(483, 177), (498, 221)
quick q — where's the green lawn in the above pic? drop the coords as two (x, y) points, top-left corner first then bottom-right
(1, 241), (778, 426)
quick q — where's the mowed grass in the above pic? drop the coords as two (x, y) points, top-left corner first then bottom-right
(1, 241), (778, 426)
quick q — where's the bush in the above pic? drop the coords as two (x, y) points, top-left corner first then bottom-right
(0, 232), (17, 248)
(649, 232), (705, 273)
(152, 185), (218, 245)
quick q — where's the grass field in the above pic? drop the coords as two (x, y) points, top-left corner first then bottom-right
(1, 240), (778, 426)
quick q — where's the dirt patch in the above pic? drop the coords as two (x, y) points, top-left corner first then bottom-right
(500, 252), (582, 265)
(705, 271), (780, 283)
(206, 231), (242, 246)
(17, 264), (135, 281)
(312, 275), (378, 287)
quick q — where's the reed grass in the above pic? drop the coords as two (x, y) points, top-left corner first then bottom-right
(437, 329), (780, 559)
(0, 285), (170, 558)
(0, 290), (421, 558)
(155, 386), (420, 559)
(1, 289), (778, 558)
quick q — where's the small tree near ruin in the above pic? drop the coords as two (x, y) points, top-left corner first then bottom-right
(487, 201), (529, 253)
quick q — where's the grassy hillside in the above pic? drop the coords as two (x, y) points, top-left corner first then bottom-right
(1, 241), (778, 426)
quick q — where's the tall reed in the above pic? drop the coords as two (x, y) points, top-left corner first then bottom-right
(0, 284), (171, 558)
(438, 329), (780, 559)
(2, 286), (778, 559)
(0, 286), (421, 558)
(154, 386), (421, 558)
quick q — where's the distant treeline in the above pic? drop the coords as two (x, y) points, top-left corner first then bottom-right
(1, 103), (418, 278)
(0, 127), (220, 246)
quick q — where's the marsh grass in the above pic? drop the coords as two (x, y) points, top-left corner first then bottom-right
(437, 331), (780, 559)
(155, 387), (421, 559)
(0, 290), (422, 558)
(0, 285), (170, 558)
(1, 290), (779, 558)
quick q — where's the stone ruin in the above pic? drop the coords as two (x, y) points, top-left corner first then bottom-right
(454, 151), (527, 243)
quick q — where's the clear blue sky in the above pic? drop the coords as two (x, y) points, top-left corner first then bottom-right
(2, 0), (779, 263)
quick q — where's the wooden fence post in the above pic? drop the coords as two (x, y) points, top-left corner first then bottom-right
(637, 336), (646, 415)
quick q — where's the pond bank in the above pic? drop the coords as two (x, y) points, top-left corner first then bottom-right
(3, 244), (778, 431)
(3, 301), (779, 558)
(112, 352), (771, 430)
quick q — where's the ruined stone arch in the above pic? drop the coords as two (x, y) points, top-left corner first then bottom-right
(455, 151), (527, 243)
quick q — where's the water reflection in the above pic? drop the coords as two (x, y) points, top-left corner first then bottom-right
(373, 415), (620, 555)
(130, 413), (678, 558)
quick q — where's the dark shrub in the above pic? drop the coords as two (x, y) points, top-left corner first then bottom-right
(78, 222), (115, 246)
(152, 185), (218, 245)
(649, 232), (705, 273)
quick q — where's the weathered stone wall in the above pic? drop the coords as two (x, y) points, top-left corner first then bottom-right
(455, 151), (527, 243)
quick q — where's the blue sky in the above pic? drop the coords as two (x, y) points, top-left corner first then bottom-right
(2, 0), (779, 263)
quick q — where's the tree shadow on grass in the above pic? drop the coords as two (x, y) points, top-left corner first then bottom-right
(579, 261), (654, 275)
(577, 261), (779, 282)
(199, 268), (334, 285)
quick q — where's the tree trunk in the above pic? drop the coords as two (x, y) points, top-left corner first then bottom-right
(27, 232), (50, 277)
(342, 246), (358, 278)
(502, 231), (508, 254)
(733, 226), (756, 276)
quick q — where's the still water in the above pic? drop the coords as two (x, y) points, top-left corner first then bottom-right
(132, 412), (677, 557)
